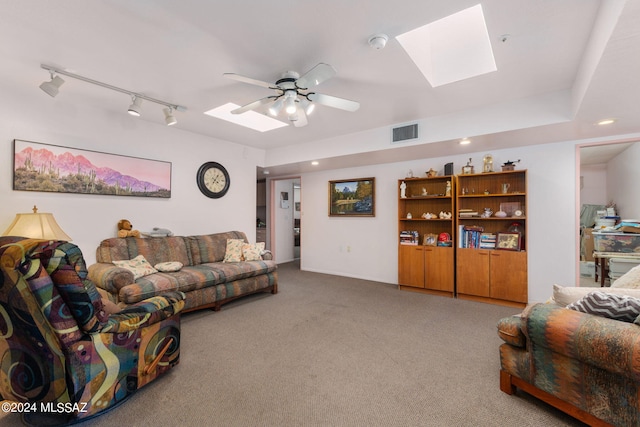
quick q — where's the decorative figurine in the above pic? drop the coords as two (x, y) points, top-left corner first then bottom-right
(427, 168), (437, 177)
(445, 181), (451, 196)
(421, 188), (428, 196)
(400, 181), (407, 198)
(407, 169), (414, 178)
(406, 212), (412, 219)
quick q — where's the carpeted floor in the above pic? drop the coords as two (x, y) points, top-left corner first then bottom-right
(1, 261), (586, 426)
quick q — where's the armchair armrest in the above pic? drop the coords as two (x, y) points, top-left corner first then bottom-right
(88, 262), (134, 294)
(100, 291), (185, 333)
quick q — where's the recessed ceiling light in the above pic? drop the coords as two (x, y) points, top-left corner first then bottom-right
(311, 161), (319, 166)
(204, 103), (288, 132)
(459, 138), (471, 145)
(597, 118), (616, 126)
(396, 4), (497, 87)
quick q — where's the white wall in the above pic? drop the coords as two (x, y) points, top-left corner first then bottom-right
(607, 142), (640, 219)
(580, 164), (607, 206)
(299, 142), (578, 304)
(1, 83), (264, 265)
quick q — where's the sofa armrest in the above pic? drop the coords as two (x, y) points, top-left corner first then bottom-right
(261, 250), (273, 261)
(100, 291), (185, 333)
(497, 314), (526, 348)
(88, 262), (134, 294)
(524, 303), (640, 380)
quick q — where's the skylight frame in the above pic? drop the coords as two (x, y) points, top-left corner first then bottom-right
(204, 103), (288, 132)
(396, 4), (497, 88)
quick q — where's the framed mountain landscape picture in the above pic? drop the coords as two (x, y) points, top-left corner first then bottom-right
(12, 139), (171, 198)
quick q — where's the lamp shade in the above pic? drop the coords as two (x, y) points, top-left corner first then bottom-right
(2, 207), (72, 241)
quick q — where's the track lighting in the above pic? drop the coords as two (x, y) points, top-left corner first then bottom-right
(163, 107), (177, 126)
(39, 71), (65, 97)
(39, 64), (187, 124)
(128, 96), (143, 116)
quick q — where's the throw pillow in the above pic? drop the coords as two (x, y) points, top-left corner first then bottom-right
(567, 291), (640, 322)
(611, 264), (640, 289)
(242, 242), (265, 261)
(551, 284), (640, 307)
(113, 255), (158, 280)
(154, 261), (184, 272)
(223, 239), (245, 263)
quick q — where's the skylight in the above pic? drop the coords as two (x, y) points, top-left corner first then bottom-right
(396, 4), (497, 87)
(204, 103), (288, 132)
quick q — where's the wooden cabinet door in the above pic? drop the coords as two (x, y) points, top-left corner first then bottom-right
(398, 246), (425, 288)
(490, 251), (528, 303)
(457, 249), (490, 296)
(425, 246), (454, 292)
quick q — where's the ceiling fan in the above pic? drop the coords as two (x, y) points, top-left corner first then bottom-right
(223, 63), (360, 127)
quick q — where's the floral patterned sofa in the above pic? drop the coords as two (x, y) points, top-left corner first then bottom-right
(0, 237), (184, 424)
(87, 231), (278, 313)
(498, 285), (640, 426)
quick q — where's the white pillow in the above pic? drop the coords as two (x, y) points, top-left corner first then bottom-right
(552, 284), (640, 307)
(611, 264), (640, 289)
(242, 242), (265, 261)
(113, 255), (158, 280)
(154, 261), (183, 272)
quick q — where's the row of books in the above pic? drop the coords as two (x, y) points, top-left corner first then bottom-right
(458, 225), (496, 249)
(400, 230), (420, 245)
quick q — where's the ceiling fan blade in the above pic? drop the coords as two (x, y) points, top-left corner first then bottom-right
(224, 73), (276, 89)
(295, 63), (337, 89)
(231, 96), (277, 114)
(307, 92), (360, 112)
(290, 107), (308, 127)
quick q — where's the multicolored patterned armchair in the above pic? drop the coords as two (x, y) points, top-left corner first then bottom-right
(498, 303), (640, 426)
(0, 237), (185, 424)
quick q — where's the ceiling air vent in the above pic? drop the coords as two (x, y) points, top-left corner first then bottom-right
(392, 123), (418, 143)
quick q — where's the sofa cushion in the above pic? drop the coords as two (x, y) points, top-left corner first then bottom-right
(223, 239), (245, 262)
(551, 284), (640, 307)
(113, 255), (158, 280)
(118, 260), (277, 304)
(95, 236), (192, 266)
(611, 264), (640, 289)
(154, 261), (183, 272)
(242, 242), (265, 261)
(187, 231), (247, 264)
(567, 291), (640, 322)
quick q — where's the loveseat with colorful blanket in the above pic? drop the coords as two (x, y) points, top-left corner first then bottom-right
(0, 237), (184, 424)
(498, 299), (640, 426)
(87, 231), (278, 313)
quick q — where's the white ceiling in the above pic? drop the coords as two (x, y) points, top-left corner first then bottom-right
(2, 0), (639, 175)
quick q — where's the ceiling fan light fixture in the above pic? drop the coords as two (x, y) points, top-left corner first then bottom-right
(128, 96), (143, 116)
(269, 98), (284, 116)
(301, 97), (315, 115)
(285, 97), (297, 115)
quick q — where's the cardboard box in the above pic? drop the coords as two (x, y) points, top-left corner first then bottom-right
(582, 228), (594, 261)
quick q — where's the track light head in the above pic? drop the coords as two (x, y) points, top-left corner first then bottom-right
(128, 96), (143, 116)
(163, 107), (177, 126)
(39, 73), (65, 97)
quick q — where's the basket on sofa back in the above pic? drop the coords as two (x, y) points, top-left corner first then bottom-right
(88, 231), (278, 312)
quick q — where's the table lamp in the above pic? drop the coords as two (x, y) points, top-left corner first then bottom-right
(2, 205), (72, 241)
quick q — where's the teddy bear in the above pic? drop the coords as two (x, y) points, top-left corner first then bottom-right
(117, 219), (141, 238)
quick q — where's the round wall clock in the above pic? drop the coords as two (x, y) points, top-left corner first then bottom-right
(196, 162), (230, 198)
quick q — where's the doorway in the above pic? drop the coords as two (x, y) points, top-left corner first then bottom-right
(577, 140), (638, 286)
(266, 176), (301, 266)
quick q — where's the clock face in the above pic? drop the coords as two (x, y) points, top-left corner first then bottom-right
(197, 162), (230, 198)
